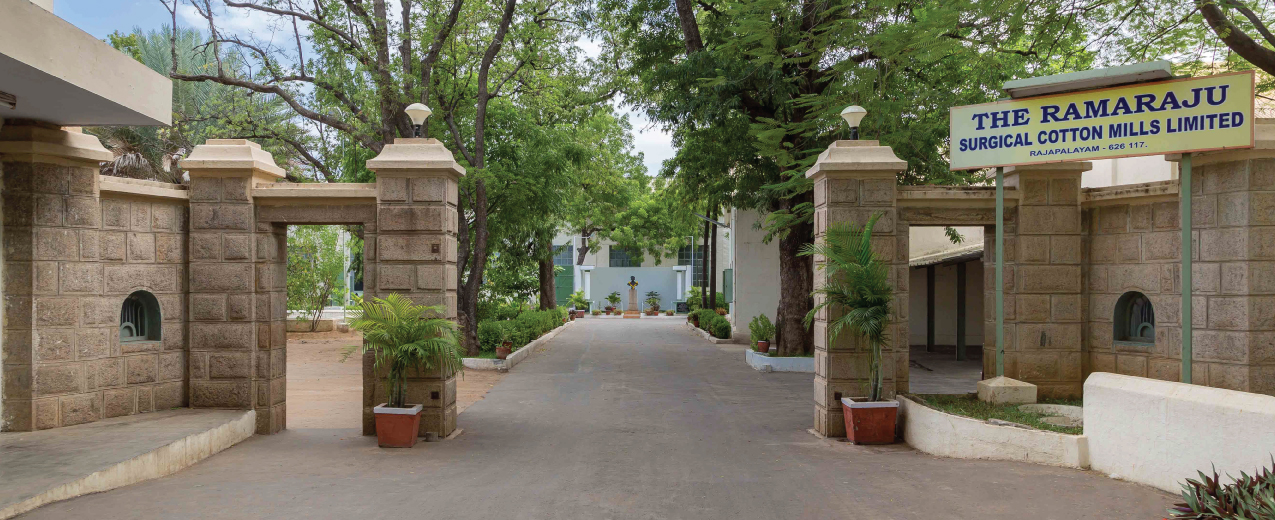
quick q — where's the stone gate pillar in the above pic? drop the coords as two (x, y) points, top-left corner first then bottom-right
(180, 140), (288, 434)
(806, 140), (909, 437)
(993, 163), (1087, 398)
(364, 138), (463, 438)
(0, 123), (112, 431)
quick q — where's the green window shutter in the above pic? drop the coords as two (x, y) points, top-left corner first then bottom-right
(723, 269), (733, 303)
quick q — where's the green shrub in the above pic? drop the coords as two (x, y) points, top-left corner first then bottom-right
(476, 321), (504, 352)
(748, 314), (775, 346)
(685, 287), (727, 312)
(709, 315), (732, 339)
(689, 309), (717, 330)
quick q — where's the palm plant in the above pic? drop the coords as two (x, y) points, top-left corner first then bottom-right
(606, 291), (622, 308)
(645, 290), (661, 311)
(800, 213), (893, 402)
(348, 294), (463, 409)
(568, 290), (589, 310)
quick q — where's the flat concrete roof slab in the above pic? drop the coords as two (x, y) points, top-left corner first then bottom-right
(0, 0), (170, 126)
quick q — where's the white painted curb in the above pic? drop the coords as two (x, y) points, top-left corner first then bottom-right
(463, 320), (572, 371)
(744, 349), (815, 373)
(0, 410), (255, 520)
(898, 395), (1089, 469)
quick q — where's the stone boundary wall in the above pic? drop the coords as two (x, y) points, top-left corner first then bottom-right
(1082, 156), (1275, 395)
(1083, 188), (1186, 385)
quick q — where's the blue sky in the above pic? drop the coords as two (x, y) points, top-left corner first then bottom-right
(53, 0), (675, 177)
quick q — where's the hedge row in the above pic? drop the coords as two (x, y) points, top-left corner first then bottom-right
(689, 309), (731, 339)
(476, 307), (569, 353)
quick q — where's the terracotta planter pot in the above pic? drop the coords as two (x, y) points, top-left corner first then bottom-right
(576, 310), (586, 318)
(841, 398), (899, 445)
(756, 340), (770, 353)
(373, 404), (423, 448)
(496, 343), (512, 360)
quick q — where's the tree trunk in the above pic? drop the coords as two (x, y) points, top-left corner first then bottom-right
(700, 218), (710, 308)
(774, 195), (814, 356)
(709, 205), (718, 311)
(538, 257), (556, 310)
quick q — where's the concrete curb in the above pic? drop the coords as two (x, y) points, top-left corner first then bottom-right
(683, 321), (737, 344)
(463, 320), (572, 371)
(745, 349), (815, 373)
(898, 395), (1088, 469)
(0, 410), (255, 520)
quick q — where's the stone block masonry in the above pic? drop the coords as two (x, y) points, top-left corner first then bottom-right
(1, 124), (188, 432)
(806, 140), (909, 438)
(363, 138), (465, 438)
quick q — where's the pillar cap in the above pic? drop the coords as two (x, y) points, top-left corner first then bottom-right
(0, 123), (112, 164)
(1165, 118), (1275, 165)
(804, 140), (907, 178)
(366, 138), (466, 176)
(180, 139), (286, 178)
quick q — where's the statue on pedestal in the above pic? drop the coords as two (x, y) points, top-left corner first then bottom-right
(624, 276), (641, 318)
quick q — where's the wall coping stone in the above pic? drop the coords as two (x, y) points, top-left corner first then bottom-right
(1080, 180), (1177, 207)
(0, 124), (112, 165)
(366, 138), (466, 177)
(100, 176), (190, 200)
(804, 140), (907, 177)
(179, 139), (285, 178)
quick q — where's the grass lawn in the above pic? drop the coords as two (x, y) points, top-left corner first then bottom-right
(469, 351), (499, 359)
(910, 394), (1083, 435)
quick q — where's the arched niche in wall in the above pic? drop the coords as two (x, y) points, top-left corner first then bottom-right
(1113, 291), (1155, 345)
(120, 290), (162, 343)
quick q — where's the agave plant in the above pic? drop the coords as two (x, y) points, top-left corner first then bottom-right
(348, 294), (463, 409)
(1169, 459), (1275, 519)
(799, 213), (893, 402)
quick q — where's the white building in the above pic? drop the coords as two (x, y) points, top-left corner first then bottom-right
(552, 218), (732, 312)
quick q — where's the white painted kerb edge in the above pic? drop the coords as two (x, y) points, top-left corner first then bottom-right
(898, 396), (1088, 469)
(0, 410), (255, 520)
(1085, 372), (1275, 493)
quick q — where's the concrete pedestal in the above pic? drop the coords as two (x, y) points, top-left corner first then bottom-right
(977, 376), (1038, 405)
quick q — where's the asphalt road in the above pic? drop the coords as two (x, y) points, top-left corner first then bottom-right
(19, 318), (1172, 519)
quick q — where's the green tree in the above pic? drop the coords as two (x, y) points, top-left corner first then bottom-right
(603, 0), (1092, 355)
(158, 0), (619, 354)
(286, 226), (349, 332)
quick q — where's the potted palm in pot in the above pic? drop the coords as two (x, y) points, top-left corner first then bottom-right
(495, 325), (513, 360)
(801, 213), (896, 445)
(349, 294), (463, 448)
(568, 290), (589, 319)
(606, 291), (622, 315)
(749, 314), (775, 354)
(644, 291), (661, 315)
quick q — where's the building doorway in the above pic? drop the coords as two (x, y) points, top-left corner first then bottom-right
(907, 226), (985, 394)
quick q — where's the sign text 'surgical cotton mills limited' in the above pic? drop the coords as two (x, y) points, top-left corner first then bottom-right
(949, 71), (1255, 170)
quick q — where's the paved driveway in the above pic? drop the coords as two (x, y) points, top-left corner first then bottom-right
(20, 318), (1172, 519)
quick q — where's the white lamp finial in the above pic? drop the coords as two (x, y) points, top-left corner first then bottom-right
(840, 105), (866, 140)
(405, 103), (432, 136)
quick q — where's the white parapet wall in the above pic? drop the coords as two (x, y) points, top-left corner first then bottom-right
(1085, 372), (1275, 493)
(898, 396), (1089, 469)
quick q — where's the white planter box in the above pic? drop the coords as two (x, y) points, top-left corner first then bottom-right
(745, 349), (814, 373)
(898, 395), (1089, 469)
